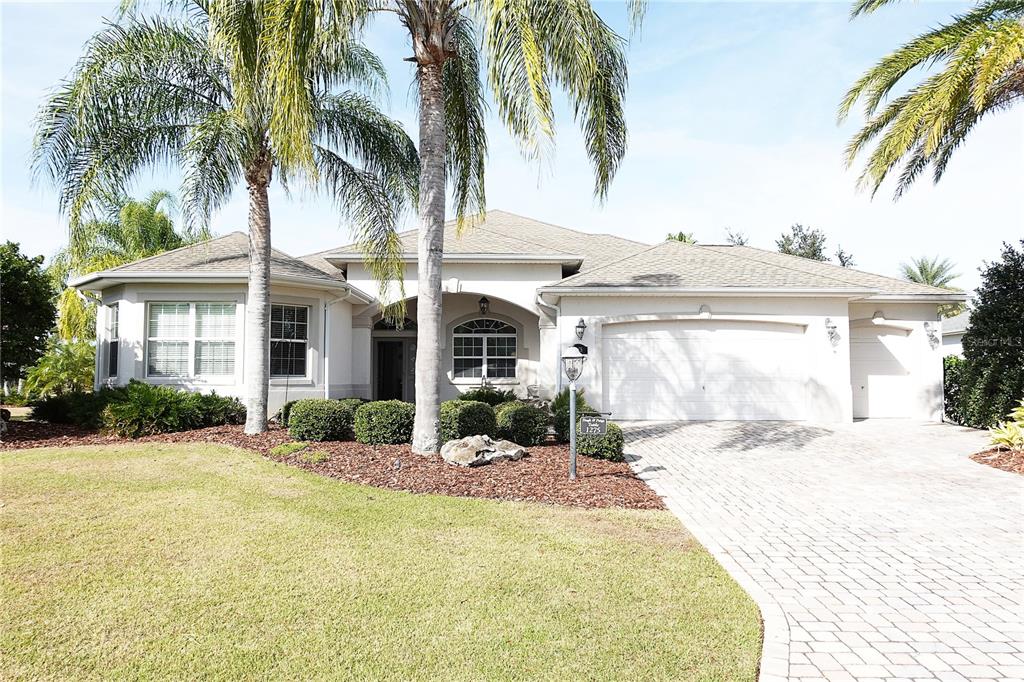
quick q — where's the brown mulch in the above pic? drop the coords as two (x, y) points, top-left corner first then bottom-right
(970, 447), (1024, 476)
(1, 420), (664, 509)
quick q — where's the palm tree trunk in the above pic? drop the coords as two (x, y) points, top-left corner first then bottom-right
(411, 61), (447, 454)
(244, 156), (273, 434)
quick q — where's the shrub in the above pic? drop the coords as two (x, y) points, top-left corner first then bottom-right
(943, 356), (967, 425)
(439, 400), (496, 442)
(576, 422), (625, 462)
(990, 400), (1024, 451)
(30, 390), (113, 428)
(458, 387), (517, 407)
(551, 387), (592, 443)
(24, 339), (94, 397)
(354, 400), (415, 444)
(495, 401), (549, 446)
(100, 381), (245, 438)
(270, 441), (308, 457)
(288, 399), (357, 441)
(278, 400), (298, 426)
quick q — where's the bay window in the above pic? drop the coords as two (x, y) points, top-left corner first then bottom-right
(146, 302), (236, 378)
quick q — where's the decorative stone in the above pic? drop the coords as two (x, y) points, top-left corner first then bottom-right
(440, 435), (526, 467)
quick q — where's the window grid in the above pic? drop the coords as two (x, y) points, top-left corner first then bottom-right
(271, 304), (309, 378)
(107, 303), (120, 378)
(452, 318), (517, 380)
(146, 302), (236, 379)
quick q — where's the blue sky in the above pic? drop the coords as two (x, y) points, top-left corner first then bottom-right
(2, 1), (1021, 291)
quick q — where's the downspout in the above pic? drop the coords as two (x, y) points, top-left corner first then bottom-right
(535, 291), (562, 393)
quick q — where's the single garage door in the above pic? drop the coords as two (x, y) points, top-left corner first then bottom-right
(850, 326), (912, 418)
(603, 320), (809, 420)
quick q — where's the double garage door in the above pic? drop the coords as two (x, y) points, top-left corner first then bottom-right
(603, 320), (809, 421)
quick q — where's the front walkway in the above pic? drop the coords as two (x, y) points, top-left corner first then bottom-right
(624, 420), (1023, 682)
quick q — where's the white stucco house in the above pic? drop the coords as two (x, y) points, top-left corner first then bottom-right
(72, 210), (965, 422)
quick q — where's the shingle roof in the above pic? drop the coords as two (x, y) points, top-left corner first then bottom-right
(547, 241), (959, 296)
(942, 310), (971, 334)
(306, 209), (648, 273)
(92, 232), (345, 284)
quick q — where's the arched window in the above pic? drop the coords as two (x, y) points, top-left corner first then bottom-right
(452, 318), (517, 379)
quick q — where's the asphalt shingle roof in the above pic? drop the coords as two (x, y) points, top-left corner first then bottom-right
(102, 232), (345, 284)
(308, 209), (648, 273)
(548, 241), (957, 295)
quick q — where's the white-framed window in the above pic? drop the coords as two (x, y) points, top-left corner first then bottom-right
(452, 318), (517, 379)
(107, 303), (120, 378)
(146, 302), (236, 379)
(270, 304), (309, 377)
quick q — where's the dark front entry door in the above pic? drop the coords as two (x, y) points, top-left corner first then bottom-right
(376, 340), (404, 400)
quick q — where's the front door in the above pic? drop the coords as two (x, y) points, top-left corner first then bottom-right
(375, 339), (416, 402)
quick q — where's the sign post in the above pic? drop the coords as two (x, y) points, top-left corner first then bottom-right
(561, 345), (587, 481)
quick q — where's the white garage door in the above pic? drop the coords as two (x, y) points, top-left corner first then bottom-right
(603, 320), (809, 420)
(850, 326), (913, 418)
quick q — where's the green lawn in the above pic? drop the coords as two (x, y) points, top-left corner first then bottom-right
(1, 444), (760, 681)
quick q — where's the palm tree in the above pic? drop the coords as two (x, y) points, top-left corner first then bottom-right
(33, 6), (418, 433)
(50, 190), (208, 342)
(839, 0), (1024, 197)
(248, 0), (644, 453)
(900, 255), (965, 316)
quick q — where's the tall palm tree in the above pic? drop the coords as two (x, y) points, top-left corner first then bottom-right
(50, 190), (208, 342)
(839, 0), (1024, 197)
(33, 5), (418, 433)
(246, 0), (644, 453)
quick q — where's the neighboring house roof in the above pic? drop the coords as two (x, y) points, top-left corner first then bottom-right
(942, 310), (971, 335)
(542, 240), (963, 298)
(70, 232), (360, 295)
(305, 209), (648, 273)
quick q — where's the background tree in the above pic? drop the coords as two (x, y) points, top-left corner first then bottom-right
(952, 240), (1024, 427)
(0, 242), (56, 382)
(725, 229), (748, 246)
(253, 0), (645, 453)
(900, 255), (965, 316)
(50, 190), (209, 341)
(666, 231), (696, 244)
(840, 0), (1024, 197)
(776, 224), (829, 261)
(835, 246), (856, 268)
(34, 7), (418, 433)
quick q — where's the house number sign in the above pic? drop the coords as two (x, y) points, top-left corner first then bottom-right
(578, 415), (607, 436)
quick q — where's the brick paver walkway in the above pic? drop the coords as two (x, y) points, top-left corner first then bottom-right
(624, 420), (1023, 682)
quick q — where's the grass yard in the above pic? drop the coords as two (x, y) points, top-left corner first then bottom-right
(1, 444), (760, 681)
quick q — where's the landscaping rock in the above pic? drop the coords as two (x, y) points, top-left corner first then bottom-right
(440, 435), (526, 467)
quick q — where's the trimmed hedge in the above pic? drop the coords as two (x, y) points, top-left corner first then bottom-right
(288, 399), (357, 441)
(440, 400), (496, 442)
(354, 400), (415, 444)
(576, 421), (625, 462)
(100, 381), (245, 438)
(30, 390), (113, 428)
(458, 387), (517, 407)
(495, 401), (549, 446)
(551, 387), (591, 443)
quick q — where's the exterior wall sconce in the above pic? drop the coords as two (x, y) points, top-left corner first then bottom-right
(698, 304), (712, 319)
(825, 318), (840, 347)
(923, 322), (940, 349)
(478, 296), (490, 315)
(575, 317), (587, 340)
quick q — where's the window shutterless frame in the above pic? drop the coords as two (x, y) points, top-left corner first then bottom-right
(107, 303), (119, 379)
(452, 318), (517, 380)
(270, 304), (310, 378)
(145, 302), (236, 380)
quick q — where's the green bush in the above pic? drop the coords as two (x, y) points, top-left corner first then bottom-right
(458, 387), (517, 407)
(943, 356), (966, 425)
(30, 390), (113, 428)
(495, 401), (549, 446)
(989, 400), (1024, 450)
(288, 399), (357, 441)
(440, 400), (496, 442)
(100, 381), (245, 438)
(551, 387), (591, 443)
(278, 400), (298, 426)
(354, 400), (415, 444)
(576, 422), (625, 462)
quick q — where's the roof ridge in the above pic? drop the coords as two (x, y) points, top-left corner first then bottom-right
(698, 244), (870, 290)
(484, 209), (648, 247)
(104, 231), (243, 273)
(554, 240), (669, 286)
(727, 245), (953, 295)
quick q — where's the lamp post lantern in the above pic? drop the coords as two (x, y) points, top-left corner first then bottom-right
(561, 345), (587, 481)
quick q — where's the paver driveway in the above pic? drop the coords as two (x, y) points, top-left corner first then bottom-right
(624, 420), (1023, 682)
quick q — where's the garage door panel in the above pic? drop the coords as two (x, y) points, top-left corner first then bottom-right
(604, 320), (809, 421)
(850, 328), (913, 418)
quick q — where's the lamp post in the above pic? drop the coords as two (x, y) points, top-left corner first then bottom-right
(561, 345), (586, 481)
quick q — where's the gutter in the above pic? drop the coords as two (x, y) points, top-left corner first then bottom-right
(538, 286), (874, 298)
(324, 252), (584, 266)
(69, 270), (358, 294)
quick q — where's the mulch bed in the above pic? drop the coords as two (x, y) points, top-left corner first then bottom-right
(970, 447), (1024, 476)
(1, 420), (664, 510)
